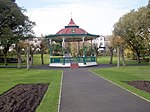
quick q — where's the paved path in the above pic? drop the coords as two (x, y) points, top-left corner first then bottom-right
(60, 68), (150, 112)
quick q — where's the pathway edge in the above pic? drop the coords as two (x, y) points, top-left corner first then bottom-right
(89, 70), (150, 103)
(58, 71), (63, 112)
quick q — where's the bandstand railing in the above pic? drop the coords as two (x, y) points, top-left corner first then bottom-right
(50, 56), (96, 65)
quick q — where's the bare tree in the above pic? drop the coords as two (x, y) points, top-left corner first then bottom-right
(39, 36), (48, 65)
(110, 36), (126, 67)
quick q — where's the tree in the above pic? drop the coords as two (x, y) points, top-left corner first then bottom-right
(107, 36), (115, 64)
(16, 41), (31, 70)
(11, 0), (16, 2)
(109, 36), (126, 67)
(15, 41), (24, 68)
(0, 0), (35, 66)
(93, 43), (100, 56)
(26, 45), (30, 70)
(113, 6), (150, 63)
(29, 43), (36, 66)
(52, 43), (63, 56)
(40, 37), (48, 65)
(15, 41), (30, 68)
(148, 0), (150, 8)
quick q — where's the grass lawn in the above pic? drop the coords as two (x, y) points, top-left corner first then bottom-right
(92, 65), (150, 100)
(1, 54), (149, 67)
(0, 68), (62, 112)
(97, 56), (149, 65)
(0, 54), (50, 66)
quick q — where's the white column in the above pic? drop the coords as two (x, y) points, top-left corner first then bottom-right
(49, 39), (52, 58)
(91, 39), (93, 56)
(62, 37), (65, 48)
(82, 37), (85, 57)
(62, 37), (65, 57)
(82, 37), (86, 65)
(94, 38), (97, 56)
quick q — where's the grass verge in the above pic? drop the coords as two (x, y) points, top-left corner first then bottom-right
(97, 56), (149, 65)
(0, 68), (62, 112)
(92, 65), (150, 101)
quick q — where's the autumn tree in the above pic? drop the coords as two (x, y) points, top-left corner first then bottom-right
(15, 41), (30, 68)
(107, 36), (115, 64)
(109, 36), (126, 67)
(40, 36), (49, 65)
(15, 41), (25, 68)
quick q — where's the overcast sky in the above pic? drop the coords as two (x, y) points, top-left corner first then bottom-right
(16, 0), (148, 37)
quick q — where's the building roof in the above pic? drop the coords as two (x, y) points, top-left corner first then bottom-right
(46, 18), (99, 42)
(67, 18), (77, 26)
(56, 18), (88, 35)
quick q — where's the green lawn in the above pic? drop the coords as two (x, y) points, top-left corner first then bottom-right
(97, 56), (149, 65)
(0, 68), (62, 112)
(92, 65), (150, 100)
(1, 54), (149, 67)
(0, 54), (50, 66)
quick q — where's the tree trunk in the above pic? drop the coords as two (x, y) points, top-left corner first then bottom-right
(3, 52), (7, 66)
(117, 47), (120, 68)
(26, 46), (30, 70)
(30, 50), (34, 66)
(17, 51), (21, 69)
(149, 51), (150, 64)
(109, 48), (113, 64)
(135, 50), (141, 63)
(120, 46), (126, 66)
(3, 47), (9, 66)
(41, 47), (44, 65)
(16, 44), (22, 69)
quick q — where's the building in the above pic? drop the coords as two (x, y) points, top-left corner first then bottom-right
(46, 18), (99, 67)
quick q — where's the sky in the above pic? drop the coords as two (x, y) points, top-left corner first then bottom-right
(16, 0), (148, 37)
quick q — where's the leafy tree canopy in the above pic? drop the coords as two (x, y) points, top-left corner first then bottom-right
(0, 0), (35, 44)
(113, 2), (150, 62)
(0, 0), (35, 65)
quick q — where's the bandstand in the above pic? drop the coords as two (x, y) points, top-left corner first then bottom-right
(45, 18), (99, 67)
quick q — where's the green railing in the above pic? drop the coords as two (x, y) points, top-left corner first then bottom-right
(50, 56), (96, 64)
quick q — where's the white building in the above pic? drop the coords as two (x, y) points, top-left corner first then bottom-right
(95, 35), (112, 52)
(95, 35), (105, 51)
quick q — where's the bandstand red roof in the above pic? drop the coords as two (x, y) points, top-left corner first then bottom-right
(67, 18), (76, 26)
(46, 18), (99, 42)
(56, 18), (87, 35)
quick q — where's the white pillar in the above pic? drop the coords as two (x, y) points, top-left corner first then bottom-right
(62, 37), (65, 57)
(82, 37), (86, 64)
(82, 37), (85, 57)
(49, 39), (52, 58)
(62, 37), (65, 48)
(94, 38), (97, 56)
(91, 39), (93, 56)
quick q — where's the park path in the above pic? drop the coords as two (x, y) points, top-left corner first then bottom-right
(59, 68), (150, 112)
